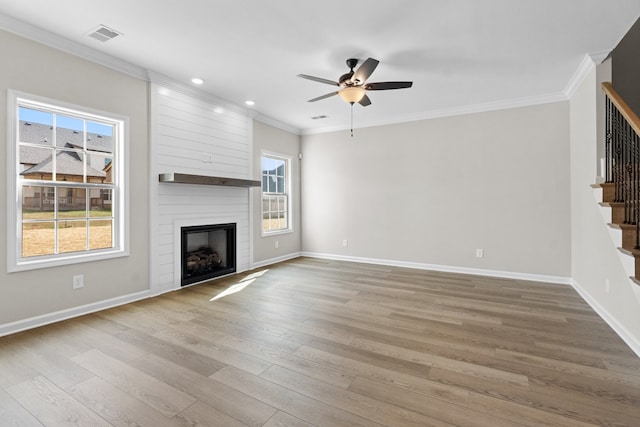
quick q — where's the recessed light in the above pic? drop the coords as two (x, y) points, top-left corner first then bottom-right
(245, 100), (255, 106)
(191, 77), (204, 85)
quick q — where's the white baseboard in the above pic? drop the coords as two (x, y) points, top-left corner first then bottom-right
(571, 279), (640, 358)
(301, 252), (572, 285)
(0, 289), (152, 338)
(251, 252), (302, 270)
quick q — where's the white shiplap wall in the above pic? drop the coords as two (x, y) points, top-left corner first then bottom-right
(149, 82), (254, 294)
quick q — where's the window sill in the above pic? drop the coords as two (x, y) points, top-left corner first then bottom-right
(9, 248), (129, 273)
(261, 228), (293, 238)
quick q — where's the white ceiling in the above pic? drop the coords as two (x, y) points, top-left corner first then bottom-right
(0, 0), (639, 134)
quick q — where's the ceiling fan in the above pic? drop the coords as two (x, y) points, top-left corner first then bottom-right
(298, 57), (413, 106)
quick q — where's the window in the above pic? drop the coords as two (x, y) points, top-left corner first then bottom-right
(261, 153), (291, 234)
(7, 91), (128, 271)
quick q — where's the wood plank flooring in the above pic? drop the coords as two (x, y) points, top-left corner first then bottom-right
(2, 257), (640, 426)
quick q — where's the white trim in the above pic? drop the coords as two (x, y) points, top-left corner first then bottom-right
(247, 116), (256, 271)
(571, 279), (640, 358)
(301, 252), (572, 285)
(589, 49), (611, 65)
(7, 90), (130, 272)
(0, 12), (148, 80)
(301, 92), (568, 135)
(252, 252), (302, 270)
(254, 114), (301, 135)
(564, 54), (596, 98)
(260, 150), (293, 235)
(0, 289), (152, 338)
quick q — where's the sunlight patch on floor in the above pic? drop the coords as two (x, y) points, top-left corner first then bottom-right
(209, 269), (269, 301)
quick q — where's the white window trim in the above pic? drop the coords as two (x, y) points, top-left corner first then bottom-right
(261, 150), (293, 237)
(6, 89), (130, 272)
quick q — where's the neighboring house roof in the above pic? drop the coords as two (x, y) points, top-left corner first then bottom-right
(20, 145), (106, 178)
(19, 121), (112, 153)
(19, 121), (111, 179)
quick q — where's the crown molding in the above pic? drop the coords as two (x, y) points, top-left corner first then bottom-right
(564, 54), (596, 98)
(589, 49), (611, 65)
(301, 91), (568, 135)
(254, 114), (301, 135)
(0, 12), (148, 80)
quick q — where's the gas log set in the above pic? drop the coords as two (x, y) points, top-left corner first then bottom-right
(185, 247), (222, 274)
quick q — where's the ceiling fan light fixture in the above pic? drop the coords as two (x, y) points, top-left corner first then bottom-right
(338, 86), (365, 104)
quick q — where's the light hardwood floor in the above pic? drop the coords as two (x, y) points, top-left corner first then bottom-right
(2, 257), (640, 426)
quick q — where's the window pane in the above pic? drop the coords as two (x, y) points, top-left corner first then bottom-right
(267, 176), (276, 193)
(277, 196), (287, 212)
(22, 186), (55, 219)
(86, 121), (114, 155)
(19, 107), (53, 145)
(262, 175), (268, 192)
(55, 149), (85, 182)
(90, 189), (112, 217)
(261, 157), (272, 171)
(56, 115), (84, 149)
(275, 160), (285, 177)
(262, 212), (271, 231)
(58, 220), (87, 253)
(19, 146), (54, 181)
(59, 187), (86, 218)
(279, 213), (287, 230)
(89, 219), (112, 250)
(22, 222), (55, 257)
(86, 153), (110, 183)
(276, 176), (285, 193)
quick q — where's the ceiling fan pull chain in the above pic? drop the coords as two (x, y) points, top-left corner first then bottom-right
(350, 103), (354, 137)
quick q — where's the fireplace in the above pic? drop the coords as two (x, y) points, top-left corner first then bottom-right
(181, 223), (236, 286)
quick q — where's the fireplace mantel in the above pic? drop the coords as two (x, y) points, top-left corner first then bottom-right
(159, 173), (261, 188)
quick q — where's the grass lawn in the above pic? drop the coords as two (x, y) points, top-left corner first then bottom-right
(22, 210), (113, 257)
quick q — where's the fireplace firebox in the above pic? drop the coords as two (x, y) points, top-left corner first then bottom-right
(181, 223), (236, 286)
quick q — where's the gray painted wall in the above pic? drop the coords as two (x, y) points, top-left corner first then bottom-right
(252, 120), (302, 264)
(0, 30), (149, 326)
(301, 103), (571, 279)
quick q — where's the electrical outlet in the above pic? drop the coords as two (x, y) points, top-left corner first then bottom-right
(275, 240), (279, 249)
(202, 152), (213, 163)
(476, 249), (484, 258)
(72, 274), (84, 289)
(342, 239), (348, 247)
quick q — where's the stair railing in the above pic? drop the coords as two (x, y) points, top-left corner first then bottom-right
(603, 82), (640, 249)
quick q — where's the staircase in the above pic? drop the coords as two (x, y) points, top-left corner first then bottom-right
(595, 82), (640, 284)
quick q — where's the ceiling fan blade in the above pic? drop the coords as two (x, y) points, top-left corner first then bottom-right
(358, 95), (372, 106)
(298, 74), (339, 86)
(308, 91), (339, 102)
(351, 58), (379, 84)
(364, 81), (413, 90)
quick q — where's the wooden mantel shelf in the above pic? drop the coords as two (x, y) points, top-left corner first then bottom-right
(159, 173), (261, 188)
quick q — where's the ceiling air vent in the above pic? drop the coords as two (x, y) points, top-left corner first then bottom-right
(88, 25), (122, 42)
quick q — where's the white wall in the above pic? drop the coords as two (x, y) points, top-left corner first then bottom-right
(569, 59), (640, 353)
(149, 83), (255, 293)
(301, 103), (571, 280)
(252, 120), (302, 265)
(0, 30), (149, 331)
